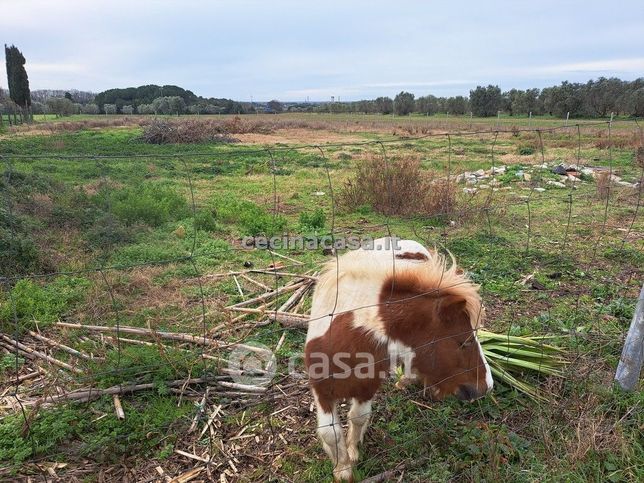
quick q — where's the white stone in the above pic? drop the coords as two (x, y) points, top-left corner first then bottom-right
(547, 181), (566, 188)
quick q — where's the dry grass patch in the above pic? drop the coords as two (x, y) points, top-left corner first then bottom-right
(339, 154), (457, 217)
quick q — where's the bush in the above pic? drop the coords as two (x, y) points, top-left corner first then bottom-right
(0, 277), (90, 331)
(518, 145), (535, 155)
(84, 213), (133, 248)
(193, 210), (217, 232)
(112, 183), (189, 227)
(140, 119), (239, 144)
(339, 155), (456, 217)
(216, 198), (287, 236)
(299, 208), (326, 231)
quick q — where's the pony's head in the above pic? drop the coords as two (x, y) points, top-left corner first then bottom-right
(381, 273), (493, 402)
(413, 295), (492, 401)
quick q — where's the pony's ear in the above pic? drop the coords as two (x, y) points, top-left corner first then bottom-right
(437, 295), (468, 324)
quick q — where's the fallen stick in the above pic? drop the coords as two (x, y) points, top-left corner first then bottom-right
(27, 330), (94, 361)
(35, 376), (263, 404)
(217, 381), (266, 393)
(238, 273), (271, 291)
(113, 394), (125, 420)
(199, 403), (223, 439)
(231, 274), (244, 297)
(0, 334), (83, 374)
(55, 322), (271, 355)
(250, 270), (318, 281)
(268, 250), (304, 266)
(267, 312), (309, 328)
(188, 388), (209, 433)
(225, 281), (307, 309)
(174, 449), (212, 464)
(277, 277), (315, 313)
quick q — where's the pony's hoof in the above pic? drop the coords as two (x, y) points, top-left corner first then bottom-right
(333, 467), (354, 482)
(347, 444), (360, 463)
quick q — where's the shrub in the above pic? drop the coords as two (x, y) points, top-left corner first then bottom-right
(84, 213), (133, 248)
(216, 198), (286, 236)
(299, 208), (326, 231)
(0, 277), (90, 331)
(193, 210), (217, 232)
(339, 155), (456, 217)
(518, 145), (535, 155)
(111, 183), (189, 227)
(140, 119), (239, 144)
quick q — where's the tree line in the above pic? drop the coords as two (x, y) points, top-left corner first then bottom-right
(321, 79), (643, 117)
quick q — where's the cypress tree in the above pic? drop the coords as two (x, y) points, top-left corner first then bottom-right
(4, 44), (32, 123)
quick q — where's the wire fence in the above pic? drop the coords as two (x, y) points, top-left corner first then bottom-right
(1, 118), (642, 481)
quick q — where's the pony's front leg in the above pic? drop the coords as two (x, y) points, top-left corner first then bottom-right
(315, 395), (353, 482)
(346, 398), (372, 463)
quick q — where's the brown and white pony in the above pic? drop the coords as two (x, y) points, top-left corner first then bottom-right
(305, 238), (492, 482)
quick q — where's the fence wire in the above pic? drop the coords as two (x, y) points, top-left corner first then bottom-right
(0, 119), (642, 481)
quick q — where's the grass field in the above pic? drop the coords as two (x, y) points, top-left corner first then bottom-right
(1, 114), (642, 482)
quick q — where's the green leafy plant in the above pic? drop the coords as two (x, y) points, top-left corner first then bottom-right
(478, 330), (567, 400)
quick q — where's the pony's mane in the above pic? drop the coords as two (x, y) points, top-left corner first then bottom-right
(317, 248), (484, 329)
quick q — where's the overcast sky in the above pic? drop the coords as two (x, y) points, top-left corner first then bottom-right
(2, 0), (643, 101)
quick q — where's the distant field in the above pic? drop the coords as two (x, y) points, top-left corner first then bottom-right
(1, 116), (642, 481)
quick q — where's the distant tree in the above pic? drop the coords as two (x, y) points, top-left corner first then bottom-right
(446, 96), (468, 115)
(394, 91), (415, 115)
(46, 97), (75, 117)
(469, 85), (502, 117)
(137, 103), (154, 114)
(4, 44), (32, 122)
(267, 100), (283, 113)
(374, 96), (393, 114)
(415, 95), (439, 115)
(540, 82), (584, 117)
(121, 104), (134, 115)
(64, 91), (73, 101)
(103, 103), (117, 115)
(31, 101), (46, 115)
(151, 96), (185, 115)
(81, 103), (99, 114)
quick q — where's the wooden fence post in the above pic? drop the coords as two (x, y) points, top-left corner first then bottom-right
(614, 283), (644, 391)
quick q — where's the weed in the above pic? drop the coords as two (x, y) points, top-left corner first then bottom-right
(110, 183), (189, 227)
(0, 277), (90, 332)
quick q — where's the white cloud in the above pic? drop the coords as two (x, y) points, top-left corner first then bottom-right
(504, 58), (644, 77)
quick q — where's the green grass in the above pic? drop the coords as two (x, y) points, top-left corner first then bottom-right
(0, 115), (642, 481)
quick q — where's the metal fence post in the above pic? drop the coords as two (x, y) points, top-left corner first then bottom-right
(615, 283), (644, 391)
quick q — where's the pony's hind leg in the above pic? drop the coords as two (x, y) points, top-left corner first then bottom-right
(314, 394), (353, 481)
(346, 398), (372, 463)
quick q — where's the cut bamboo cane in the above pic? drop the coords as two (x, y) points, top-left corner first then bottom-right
(277, 279), (314, 313)
(113, 394), (125, 420)
(268, 250), (304, 266)
(225, 281), (307, 309)
(27, 330), (93, 361)
(55, 322), (271, 355)
(36, 377), (266, 404)
(267, 312), (309, 328)
(238, 273), (271, 291)
(0, 334), (83, 374)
